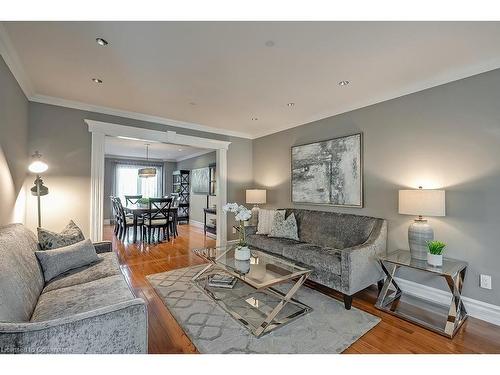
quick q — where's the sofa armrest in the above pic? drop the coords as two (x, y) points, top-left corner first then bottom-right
(338, 220), (388, 295)
(0, 298), (147, 354)
(93, 241), (112, 254)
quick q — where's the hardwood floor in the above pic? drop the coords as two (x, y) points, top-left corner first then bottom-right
(104, 224), (500, 354)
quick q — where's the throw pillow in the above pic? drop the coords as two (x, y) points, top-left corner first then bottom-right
(38, 220), (85, 250)
(269, 211), (299, 241)
(35, 239), (100, 282)
(257, 209), (285, 235)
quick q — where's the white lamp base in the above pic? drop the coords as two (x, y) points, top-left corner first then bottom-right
(408, 219), (434, 260)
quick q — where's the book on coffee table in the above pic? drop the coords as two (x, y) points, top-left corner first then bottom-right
(208, 273), (237, 289)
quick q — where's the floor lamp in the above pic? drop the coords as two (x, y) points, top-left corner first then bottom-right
(28, 151), (49, 228)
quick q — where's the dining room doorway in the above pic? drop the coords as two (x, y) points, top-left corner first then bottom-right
(86, 120), (231, 247)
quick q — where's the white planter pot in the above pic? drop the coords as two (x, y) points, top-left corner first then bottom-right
(234, 246), (251, 261)
(427, 253), (443, 267)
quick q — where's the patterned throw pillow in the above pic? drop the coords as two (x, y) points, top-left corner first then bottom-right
(257, 209), (285, 235)
(37, 220), (85, 250)
(269, 211), (299, 241)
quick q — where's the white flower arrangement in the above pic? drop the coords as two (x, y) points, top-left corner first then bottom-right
(223, 202), (252, 247)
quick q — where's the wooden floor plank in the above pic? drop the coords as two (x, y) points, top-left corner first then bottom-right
(104, 224), (500, 354)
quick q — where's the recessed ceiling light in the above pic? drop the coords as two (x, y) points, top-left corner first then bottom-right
(265, 40), (275, 47)
(287, 102), (295, 107)
(92, 78), (103, 84)
(338, 80), (350, 86)
(96, 37), (108, 46)
(251, 117), (258, 121)
(178, 148), (183, 151)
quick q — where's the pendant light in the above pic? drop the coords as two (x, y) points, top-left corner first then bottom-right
(138, 144), (156, 178)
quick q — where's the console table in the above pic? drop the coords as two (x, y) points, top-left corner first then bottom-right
(375, 250), (468, 338)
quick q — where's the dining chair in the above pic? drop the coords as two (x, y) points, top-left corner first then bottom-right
(125, 195), (142, 205)
(110, 196), (120, 236)
(170, 194), (181, 237)
(115, 197), (142, 241)
(141, 198), (173, 243)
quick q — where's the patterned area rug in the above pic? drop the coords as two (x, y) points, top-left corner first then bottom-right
(147, 265), (380, 354)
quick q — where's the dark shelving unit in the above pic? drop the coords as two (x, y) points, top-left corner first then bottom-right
(172, 169), (190, 223)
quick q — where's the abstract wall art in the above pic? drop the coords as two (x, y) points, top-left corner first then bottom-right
(291, 133), (363, 207)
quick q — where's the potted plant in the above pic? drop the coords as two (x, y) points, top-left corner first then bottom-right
(223, 202), (252, 260)
(137, 197), (150, 207)
(427, 240), (446, 267)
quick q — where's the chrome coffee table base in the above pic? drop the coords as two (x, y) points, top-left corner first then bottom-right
(192, 262), (312, 337)
(192, 245), (313, 338)
(375, 250), (468, 339)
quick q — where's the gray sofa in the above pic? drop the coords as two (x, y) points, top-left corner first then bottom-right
(245, 208), (387, 309)
(0, 223), (147, 354)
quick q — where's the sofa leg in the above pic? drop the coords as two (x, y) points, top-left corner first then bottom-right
(377, 279), (385, 296)
(343, 294), (353, 310)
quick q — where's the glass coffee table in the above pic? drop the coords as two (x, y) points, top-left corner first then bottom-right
(192, 244), (313, 337)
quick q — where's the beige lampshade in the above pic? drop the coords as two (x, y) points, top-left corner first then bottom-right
(399, 189), (446, 217)
(246, 189), (267, 204)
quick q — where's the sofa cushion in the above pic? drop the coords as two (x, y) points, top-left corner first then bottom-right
(43, 252), (121, 293)
(246, 234), (304, 257)
(35, 239), (100, 282)
(37, 220), (85, 250)
(282, 244), (342, 276)
(0, 224), (44, 322)
(256, 209), (284, 235)
(30, 275), (134, 322)
(269, 212), (299, 241)
(286, 209), (378, 249)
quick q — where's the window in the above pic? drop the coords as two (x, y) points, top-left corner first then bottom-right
(114, 163), (163, 203)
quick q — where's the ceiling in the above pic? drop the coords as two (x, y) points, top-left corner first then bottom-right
(104, 136), (210, 161)
(2, 21), (500, 139)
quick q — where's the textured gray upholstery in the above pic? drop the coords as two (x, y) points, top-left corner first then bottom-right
(43, 252), (121, 293)
(0, 223), (147, 354)
(0, 224), (44, 322)
(245, 209), (387, 297)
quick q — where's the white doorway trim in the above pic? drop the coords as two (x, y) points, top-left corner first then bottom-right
(85, 119), (230, 246)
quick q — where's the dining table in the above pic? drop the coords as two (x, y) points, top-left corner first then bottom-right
(123, 204), (178, 243)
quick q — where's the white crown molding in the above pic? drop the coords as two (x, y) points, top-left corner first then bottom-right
(0, 22), (35, 97)
(175, 148), (214, 162)
(31, 94), (253, 139)
(394, 277), (500, 327)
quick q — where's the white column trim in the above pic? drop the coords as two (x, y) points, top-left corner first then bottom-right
(86, 119), (230, 244)
(216, 148), (228, 247)
(90, 131), (105, 241)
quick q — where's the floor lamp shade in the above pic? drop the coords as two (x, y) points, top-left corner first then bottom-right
(399, 188), (446, 260)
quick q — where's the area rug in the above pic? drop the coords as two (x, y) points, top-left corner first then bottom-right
(147, 265), (380, 354)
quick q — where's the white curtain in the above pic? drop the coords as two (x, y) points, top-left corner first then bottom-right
(114, 163), (162, 203)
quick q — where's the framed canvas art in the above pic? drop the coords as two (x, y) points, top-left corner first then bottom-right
(291, 132), (363, 207)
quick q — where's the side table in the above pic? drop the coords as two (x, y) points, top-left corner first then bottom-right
(375, 249), (468, 338)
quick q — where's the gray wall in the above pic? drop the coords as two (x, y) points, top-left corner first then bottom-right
(253, 69), (500, 306)
(27, 102), (253, 237)
(0, 55), (28, 226)
(176, 151), (217, 224)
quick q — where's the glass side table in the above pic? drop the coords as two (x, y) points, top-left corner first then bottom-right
(375, 249), (468, 338)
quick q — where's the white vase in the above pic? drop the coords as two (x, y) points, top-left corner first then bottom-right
(234, 246), (251, 260)
(427, 253), (443, 267)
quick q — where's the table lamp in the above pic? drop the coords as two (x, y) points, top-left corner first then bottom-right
(28, 151), (49, 228)
(399, 186), (445, 260)
(246, 189), (266, 226)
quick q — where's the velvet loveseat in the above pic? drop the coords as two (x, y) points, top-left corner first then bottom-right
(245, 208), (387, 309)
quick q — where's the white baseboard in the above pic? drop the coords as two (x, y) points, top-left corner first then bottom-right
(189, 220), (204, 228)
(394, 277), (500, 326)
(189, 220), (217, 238)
